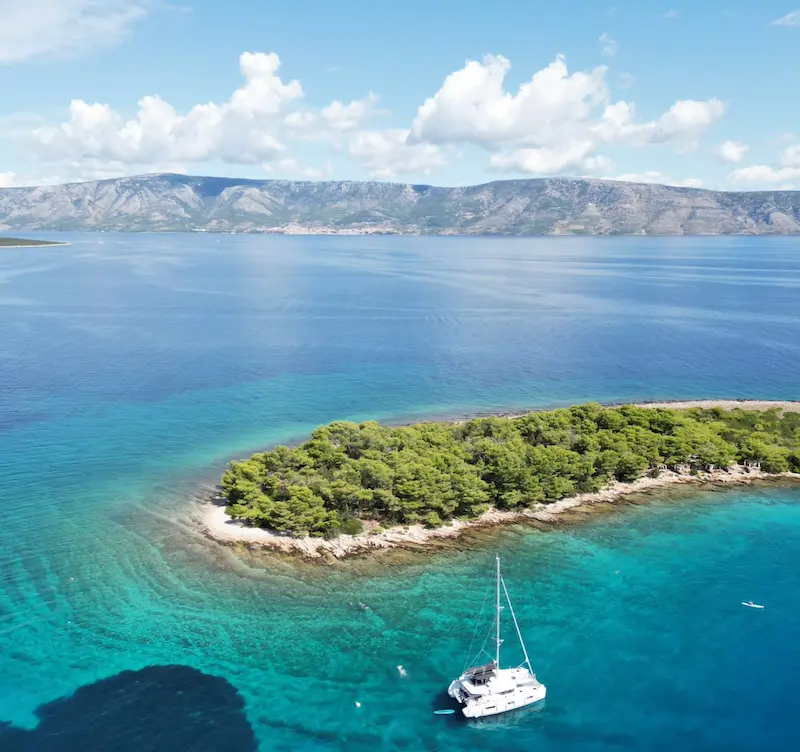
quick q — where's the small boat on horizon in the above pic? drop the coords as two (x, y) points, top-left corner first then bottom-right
(447, 556), (546, 719)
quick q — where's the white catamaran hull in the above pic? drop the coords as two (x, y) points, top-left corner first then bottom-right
(448, 678), (546, 718)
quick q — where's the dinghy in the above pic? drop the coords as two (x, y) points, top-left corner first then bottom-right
(742, 601), (764, 609)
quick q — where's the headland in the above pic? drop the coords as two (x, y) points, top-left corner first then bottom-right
(201, 400), (800, 560)
(0, 237), (68, 248)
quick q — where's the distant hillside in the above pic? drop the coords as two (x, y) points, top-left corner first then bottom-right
(1, 173), (799, 235)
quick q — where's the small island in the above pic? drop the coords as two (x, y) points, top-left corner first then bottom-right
(0, 236), (67, 247)
(211, 402), (800, 557)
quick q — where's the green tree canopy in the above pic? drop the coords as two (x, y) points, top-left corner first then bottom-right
(221, 404), (800, 535)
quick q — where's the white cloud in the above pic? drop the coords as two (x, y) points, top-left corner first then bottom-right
(0, 113), (47, 138)
(0, 160), (185, 187)
(32, 52), (304, 167)
(409, 55), (609, 149)
(770, 10), (800, 26)
(729, 143), (800, 186)
(284, 111), (316, 129)
(716, 140), (750, 163)
(608, 171), (703, 188)
(612, 171), (665, 183)
(20, 50), (396, 182)
(730, 165), (800, 185)
(593, 98), (726, 146)
(347, 129), (446, 179)
(285, 93), (379, 139)
(9, 49), (728, 184)
(488, 141), (610, 175)
(261, 158), (333, 179)
(262, 158), (299, 174)
(300, 162), (334, 180)
(783, 145), (800, 167)
(320, 93), (378, 132)
(405, 54), (724, 176)
(599, 33), (619, 58)
(661, 9), (679, 19)
(0, 0), (151, 64)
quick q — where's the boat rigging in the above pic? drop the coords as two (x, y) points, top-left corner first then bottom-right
(447, 556), (546, 718)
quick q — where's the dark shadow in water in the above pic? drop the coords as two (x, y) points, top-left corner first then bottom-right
(0, 665), (257, 752)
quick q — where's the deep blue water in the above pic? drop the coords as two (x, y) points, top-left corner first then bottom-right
(0, 234), (799, 751)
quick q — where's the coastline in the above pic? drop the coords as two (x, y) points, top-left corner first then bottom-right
(199, 399), (800, 559)
(631, 399), (800, 413)
(201, 466), (800, 560)
(0, 241), (71, 248)
(199, 398), (800, 560)
(394, 399), (800, 428)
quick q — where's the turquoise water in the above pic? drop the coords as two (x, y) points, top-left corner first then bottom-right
(1, 234), (799, 750)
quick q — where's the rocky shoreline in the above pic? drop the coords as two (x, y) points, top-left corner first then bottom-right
(198, 399), (800, 561)
(201, 469), (800, 561)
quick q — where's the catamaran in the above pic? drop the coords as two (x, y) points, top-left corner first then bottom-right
(447, 556), (546, 718)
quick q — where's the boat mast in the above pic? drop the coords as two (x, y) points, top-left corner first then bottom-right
(495, 555), (503, 667)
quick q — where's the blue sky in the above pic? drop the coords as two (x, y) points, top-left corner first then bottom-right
(1, 0), (798, 189)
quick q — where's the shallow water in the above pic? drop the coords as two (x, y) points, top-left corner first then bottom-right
(1, 234), (799, 750)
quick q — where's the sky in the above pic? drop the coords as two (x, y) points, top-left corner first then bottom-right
(0, 0), (799, 190)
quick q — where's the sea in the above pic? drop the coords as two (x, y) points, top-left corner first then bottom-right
(0, 234), (799, 751)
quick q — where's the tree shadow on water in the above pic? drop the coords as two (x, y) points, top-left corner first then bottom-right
(0, 665), (258, 752)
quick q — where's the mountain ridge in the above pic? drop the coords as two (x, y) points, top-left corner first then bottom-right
(1, 173), (799, 235)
